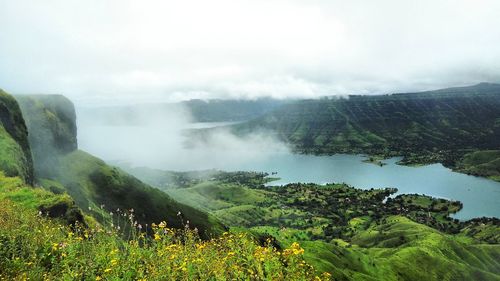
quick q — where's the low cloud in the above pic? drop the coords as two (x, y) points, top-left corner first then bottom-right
(1, 0), (500, 105)
(77, 104), (289, 171)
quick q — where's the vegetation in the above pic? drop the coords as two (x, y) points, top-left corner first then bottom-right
(0, 173), (329, 280)
(48, 150), (225, 238)
(0, 90), (33, 183)
(16, 94), (77, 178)
(228, 83), (500, 177)
(129, 169), (500, 280)
(16, 94), (226, 238)
(455, 150), (500, 182)
(2, 88), (500, 279)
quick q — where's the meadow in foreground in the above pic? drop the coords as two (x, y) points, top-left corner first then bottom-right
(0, 198), (330, 280)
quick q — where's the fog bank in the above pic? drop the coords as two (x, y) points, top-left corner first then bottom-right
(77, 104), (289, 171)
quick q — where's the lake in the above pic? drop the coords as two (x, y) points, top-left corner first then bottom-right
(229, 153), (500, 220)
(78, 123), (500, 220)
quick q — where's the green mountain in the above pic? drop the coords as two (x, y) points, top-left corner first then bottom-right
(231, 83), (500, 168)
(15, 94), (225, 237)
(0, 90), (33, 184)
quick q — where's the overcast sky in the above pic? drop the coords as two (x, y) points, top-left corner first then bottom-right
(1, 0), (499, 105)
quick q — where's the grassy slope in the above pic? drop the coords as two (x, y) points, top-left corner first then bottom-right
(231, 83), (500, 167)
(302, 216), (500, 281)
(0, 171), (85, 225)
(15, 94), (225, 237)
(51, 150), (225, 238)
(0, 172), (325, 280)
(0, 90), (33, 183)
(159, 174), (500, 280)
(455, 150), (500, 181)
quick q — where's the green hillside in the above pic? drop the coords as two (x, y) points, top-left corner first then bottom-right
(129, 168), (500, 280)
(0, 90), (33, 184)
(0, 171), (323, 280)
(52, 150), (225, 237)
(231, 83), (500, 168)
(455, 150), (500, 181)
(15, 94), (225, 237)
(16, 95), (77, 178)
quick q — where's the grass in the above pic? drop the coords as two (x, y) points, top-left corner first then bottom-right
(0, 90), (33, 183)
(0, 126), (31, 182)
(139, 171), (500, 280)
(0, 182), (330, 280)
(43, 150), (226, 239)
(456, 150), (500, 182)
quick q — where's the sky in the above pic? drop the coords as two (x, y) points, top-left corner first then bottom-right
(1, 0), (500, 106)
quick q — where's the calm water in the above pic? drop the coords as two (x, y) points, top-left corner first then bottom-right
(230, 153), (500, 220)
(78, 123), (500, 220)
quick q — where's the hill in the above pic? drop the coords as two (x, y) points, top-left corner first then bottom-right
(230, 83), (500, 168)
(0, 90), (33, 183)
(125, 168), (500, 280)
(15, 94), (225, 237)
(455, 150), (500, 181)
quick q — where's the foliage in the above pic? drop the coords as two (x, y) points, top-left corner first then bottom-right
(144, 170), (500, 280)
(43, 150), (226, 238)
(0, 198), (330, 280)
(455, 150), (500, 182)
(230, 83), (500, 175)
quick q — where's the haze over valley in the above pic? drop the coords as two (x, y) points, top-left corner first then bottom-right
(1, 1), (500, 280)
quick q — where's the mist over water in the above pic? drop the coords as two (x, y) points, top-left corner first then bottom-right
(77, 104), (289, 171)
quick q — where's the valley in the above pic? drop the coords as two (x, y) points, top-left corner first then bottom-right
(1, 84), (500, 280)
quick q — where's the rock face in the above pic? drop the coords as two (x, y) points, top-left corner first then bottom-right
(16, 95), (77, 178)
(0, 90), (33, 184)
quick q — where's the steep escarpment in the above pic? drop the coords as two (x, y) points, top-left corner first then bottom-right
(0, 90), (33, 184)
(16, 95), (77, 178)
(232, 83), (500, 166)
(16, 94), (225, 237)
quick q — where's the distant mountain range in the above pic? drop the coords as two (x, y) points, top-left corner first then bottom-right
(227, 83), (500, 168)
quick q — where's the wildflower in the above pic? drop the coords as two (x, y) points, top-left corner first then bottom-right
(95, 276), (102, 281)
(110, 259), (118, 266)
(104, 268), (112, 273)
(158, 221), (166, 228)
(154, 233), (161, 241)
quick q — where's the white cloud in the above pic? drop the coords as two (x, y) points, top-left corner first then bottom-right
(1, 0), (499, 105)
